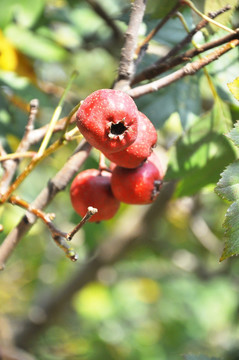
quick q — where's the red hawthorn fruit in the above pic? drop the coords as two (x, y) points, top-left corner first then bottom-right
(70, 169), (120, 222)
(76, 89), (139, 153)
(103, 111), (157, 168)
(111, 152), (163, 205)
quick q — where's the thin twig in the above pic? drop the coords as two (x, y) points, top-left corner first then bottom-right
(128, 38), (239, 98)
(86, 0), (123, 41)
(176, 11), (218, 99)
(19, 99), (39, 149)
(0, 110), (81, 204)
(0, 140), (92, 270)
(135, 2), (181, 57)
(0, 99), (39, 195)
(8, 195), (78, 261)
(67, 207), (98, 240)
(27, 113), (77, 146)
(0, 152), (37, 162)
(114, 0), (147, 91)
(181, 0), (236, 34)
(156, 5), (232, 67)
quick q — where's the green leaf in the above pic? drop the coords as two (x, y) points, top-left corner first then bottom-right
(227, 120), (239, 147)
(184, 355), (220, 360)
(215, 160), (239, 202)
(136, 74), (201, 129)
(166, 103), (236, 197)
(220, 201), (239, 261)
(228, 77), (239, 101)
(215, 122), (239, 261)
(5, 24), (67, 62)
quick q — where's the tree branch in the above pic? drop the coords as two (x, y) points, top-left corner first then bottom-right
(114, 0), (147, 91)
(132, 11), (238, 85)
(128, 39), (239, 98)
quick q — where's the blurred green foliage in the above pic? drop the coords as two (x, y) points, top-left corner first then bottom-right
(1, 0), (239, 359)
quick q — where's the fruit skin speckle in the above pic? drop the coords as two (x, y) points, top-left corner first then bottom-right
(70, 169), (120, 222)
(110, 152), (164, 205)
(103, 111), (157, 168)
(76, 89), (139, 154)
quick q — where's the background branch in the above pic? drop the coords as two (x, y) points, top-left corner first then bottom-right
(135, 2), (181, 57)
(86, 0), (123, 41)
(128, 39), (239, 98)
(0, 99), (39, 195)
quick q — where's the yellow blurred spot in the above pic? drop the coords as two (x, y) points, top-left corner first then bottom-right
(166, 198), (192, 229)
(6, 134), (20, 152)
(73, 282), (114, 320)
(0, 30), (36, 82)
(0, 30), (18, 71)
(135, 278), (160, 304)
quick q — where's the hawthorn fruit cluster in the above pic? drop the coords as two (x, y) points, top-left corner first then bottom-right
(70, 89), (164, 222)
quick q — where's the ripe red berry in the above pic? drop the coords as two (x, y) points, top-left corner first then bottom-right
(103, 112), (157, 168)
(111, 152), (163, 205)
(70, 169), (120, 222)
(76, 89), (138, 153)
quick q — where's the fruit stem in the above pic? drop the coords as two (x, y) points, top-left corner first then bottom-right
(67, 207), (98, 240)
(99, 153), (111, 173)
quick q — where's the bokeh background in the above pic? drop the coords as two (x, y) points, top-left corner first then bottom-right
(0, 0), (239, 359)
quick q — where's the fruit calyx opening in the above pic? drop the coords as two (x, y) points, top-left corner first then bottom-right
(108, 119), (128, 140)
(151, 179), (163, 200)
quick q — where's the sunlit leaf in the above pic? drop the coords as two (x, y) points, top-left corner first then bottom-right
(0, 0), (45, 29)
(208, 38), (239, 105)
(227, 120), (239, 147)
(215, 117), (239, 260)
(204, 0), (238, 31)
(228, 77), (239, 101)
(219, 201), (239, 261)
(166, 102), (235, 197)
(216, 161), (239, 202)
